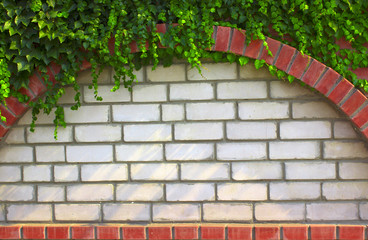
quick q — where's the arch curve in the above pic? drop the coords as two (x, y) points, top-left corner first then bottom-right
(1, 24), (368, 140)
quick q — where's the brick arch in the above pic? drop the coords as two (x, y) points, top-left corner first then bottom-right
(1, 24), (368, 140)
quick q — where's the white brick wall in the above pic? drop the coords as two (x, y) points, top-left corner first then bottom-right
(2, 63), (368, 224)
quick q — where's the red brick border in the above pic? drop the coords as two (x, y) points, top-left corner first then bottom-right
(0, 225), (365, 240)
(1, 23), (368, 140)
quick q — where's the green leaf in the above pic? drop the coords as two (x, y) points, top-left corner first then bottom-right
(238, 56), (249, 66)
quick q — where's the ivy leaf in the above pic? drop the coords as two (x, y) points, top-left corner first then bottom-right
(238, 56), (249, 66)
(226, 54), (236, 63)
(15, 57), (31, 72)
(254, 59), (265, 69)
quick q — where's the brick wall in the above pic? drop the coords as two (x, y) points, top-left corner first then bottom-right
(0, 62), (367, 225)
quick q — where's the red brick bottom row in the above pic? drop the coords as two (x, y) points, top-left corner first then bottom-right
(0, 225), (365, 240)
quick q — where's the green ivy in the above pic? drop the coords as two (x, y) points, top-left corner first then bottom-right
(0, 0), (368, 138)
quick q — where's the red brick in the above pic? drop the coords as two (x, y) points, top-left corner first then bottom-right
(0, 105), (17, 127)
(156, 23), (167, 48)
(228, 226), (252, 240)
(352, 68), (368, 80)
(339, 226), (365, 240)
(352, 104), (368, 128)
(310, 225), (336, 240)
(201, 226), (225, 240)
(341, 90), (367, 116)
(244, 39), (263, 59)
(27, 72), (47, 97)
(214, 26), (231, 52)
(230, 29), (246, 55)
(96, 226), (120, 240)
(81, 59), (92, 71)
(302, 60), (326, 86)
(4, 97), (27, 117)
(275, 45), (296, 71)
(72, 226), (94, 240)
(149, 227), (171, 240)
(0, 124), (9, 138)
(315, 68), (341, 94)
(0, 226), (20, 239)
(122, 227), (146, 240)
(45, 66), (57, 85)
(130, 41), (138, 53)
(328, 79), (354, 104)
(362, 126), (368, 139)
(260, 38), (281, 65)
(108, 37), (115, 55)
(283, 226), (308, 240)
(288, 52), (311, 79)
(336, 37), (353, 49)
(47, 226), (69, 239)
(255, 226), (280, 240)
(174, 226), (198, 240)
(23, 226), (45, 239)
(50, 62), (61, 75)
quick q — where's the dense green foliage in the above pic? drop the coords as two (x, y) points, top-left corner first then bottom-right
(0, 0), (368, 137)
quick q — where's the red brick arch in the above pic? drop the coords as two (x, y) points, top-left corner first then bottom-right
(1, 23), (368, 140)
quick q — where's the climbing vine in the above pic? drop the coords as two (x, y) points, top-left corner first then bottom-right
(0, 0), (368, 137)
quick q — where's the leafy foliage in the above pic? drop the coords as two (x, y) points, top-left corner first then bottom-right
(0, 0), (368, 137)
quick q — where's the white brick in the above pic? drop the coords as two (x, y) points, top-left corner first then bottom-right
(7, 204), (52, 221)
(5, 127), (25, 144)
(188, 63), (237, 80)
(175, 122), (223, 140)
(103, 203), (150, 221)
(334, 121), (358, 139)
(270, 182), (320, 200)
(147, 64), (185, 82)
(166, 143), (213, 161)
(186, 102), (235, 120)
(124, 124), (172, 142)
(162, 104), (184, 121)
(323, 182), (368, 200)
(36, 146), (65, 162)
(27, 126), (72, 143)
(360, 203), (368, 220)
(64, 106), (109, 123)
(131, 163), (178, 180)
(166, 183), (215, 201)
(285, 162), (335, 180)
(232, 162), (282, 180)
(0, 166), (21, 182)
(217, 143), (266, 160)
(0, 146), (33, 163)
(113, 104), (160, 122)
(153, 204), (200, 221)
(292, 101), (339, 118)
(339, 162), (368, 179)
(170, 83), (214, 100)
(218, 183), (267, 201)
(217, 81), (267, 99)
(116, 184), (163, 201)
(203, 203), (252, 221)
(24, 165), (51, 182)
(38, 186), (64, 202)
(81, 164), (128, 181)
(58, 86), (78, 104)
(239, 102), (289, 119)
(54, 165), (79, 182)
(18, 109), (55, 125)
(116, 144), (163, 161)
(75, 125), (122, 142)
(77, 67), (110, 84)
(269, 141), (320, 159)
(67, 145), (113, 162)
(113, 67), (144, 83)
(324, 141), (368, 159)
(67, 184), (113, 201)
(132, 84), (167, 102)
(270, 80), (315, 98)
(181, 163), (229, 180)
(307, 203), (358, 220)
(240, 64), (276, 79)
(280, 121), (331, 139)
(84, 85), (130, 102)
(255, 203), (305, 221)
(227, 122), (277, 140)
(0, 185), (34, 201)
(0, 206), (4, 221)
(55, 204), (100, 221)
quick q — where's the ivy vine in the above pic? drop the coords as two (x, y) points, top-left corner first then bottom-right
(0, 0), (368, 138)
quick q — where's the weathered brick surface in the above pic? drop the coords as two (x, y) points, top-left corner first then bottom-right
(2, 62), (368, 225)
